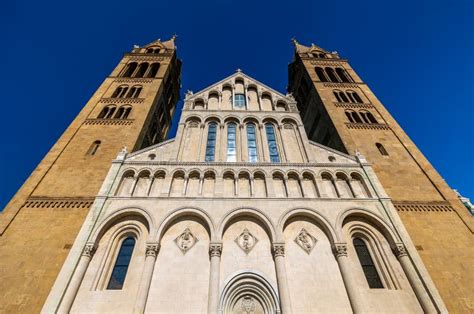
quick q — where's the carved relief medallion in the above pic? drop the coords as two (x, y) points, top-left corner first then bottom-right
(241, 296), (256, 314)
(175, 228), (198, 254)
(295, 228), (317, 254)
(235, 228), (258, 254)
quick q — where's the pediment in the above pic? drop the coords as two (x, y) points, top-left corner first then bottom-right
(125, 139), (176, 162)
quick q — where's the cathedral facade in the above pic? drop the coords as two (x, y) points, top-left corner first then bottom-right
(0, 37), (472, 313)
(42, 71), (444, 313)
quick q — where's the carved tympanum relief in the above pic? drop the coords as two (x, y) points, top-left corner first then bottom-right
(295, 228), (317, 254)
(235, 228), (258, 254)
(241, 296), (256, 314)
(174, 228), (198, 254)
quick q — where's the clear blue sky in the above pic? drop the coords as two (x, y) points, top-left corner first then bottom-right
(1, 0), (473, 210)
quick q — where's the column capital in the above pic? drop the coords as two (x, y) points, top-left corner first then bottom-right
(82, 243), (97, 258)
(393, 243), (408, 258)
(145, 243), (160, 257)
(209, 243), (223, 257)
(272, 243), (285, 257)
(334, 243), (348, 258)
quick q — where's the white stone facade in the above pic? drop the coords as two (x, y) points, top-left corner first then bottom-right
(43, 72), (446, 313)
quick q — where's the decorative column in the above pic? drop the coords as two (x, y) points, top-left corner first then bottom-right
(133, 243), (160, 314)
(183, 174), (189, 196)
(298, 175), (305, 198)
(198, 123), (208, 161)
(59, 243), (96, 313)
(208, 243), (223, 314)
(394, 244), (436, 313)
(258, 124), (268, 161)
(333, 243), (364, 314)
(276, 125), (287, 162)
(272, 243), (292, 314)
(283, 175), (289, 197)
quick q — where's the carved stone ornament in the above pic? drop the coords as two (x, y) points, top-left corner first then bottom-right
(241, 296), (256, 314)
(294, 228), (317, 254)
(272, 244), (285, 257)
(174, 228), (198, 254)
(334, 244), (348, 257)
(145, 243), (160, 257)
(235, 228), (258, 254)
(209, 243), (222, 257)
(394, 244), (408, 258)
(82, 243), (96, 258)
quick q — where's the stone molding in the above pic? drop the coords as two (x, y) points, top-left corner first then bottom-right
(272, 243), (285, 257)
(323, 82), (361, 88)
(112, 78), (155, 84)
(209, 243), (223, 257)
(334, 102), (373, 109)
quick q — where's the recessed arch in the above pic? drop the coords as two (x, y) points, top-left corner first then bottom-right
(217, 207), (277, 242)
(154, 206), (216, 242)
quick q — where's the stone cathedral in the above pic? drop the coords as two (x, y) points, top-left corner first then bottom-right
(0, 37), (472, 314)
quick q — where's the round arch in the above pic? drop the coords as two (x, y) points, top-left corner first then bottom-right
(217, 207), (277, 243)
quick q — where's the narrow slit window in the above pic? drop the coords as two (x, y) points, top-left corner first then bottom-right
(205, 123), (217, 162)
(265, 124), (280, 162)
(247, 124), (258, 162)
(376, 143), (389, 156)
(107, 237), (136, 290)
(353, 238), (383, 288)
(87, 140), (101, 156)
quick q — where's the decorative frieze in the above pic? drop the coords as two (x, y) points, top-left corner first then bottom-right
(24, 197), (94, 209)
(323, 83), (360, 88)
(84, 119), (134, 126)
(334, 102), (373, 109)
(394, 201), (454, 212)
(113, 78), (155, 84)
(345, 122), (390, 130)
(99, 98), (144, 104)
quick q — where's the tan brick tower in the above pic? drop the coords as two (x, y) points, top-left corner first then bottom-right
(288, 40), (474, 312)
(0, 37), (181, 313)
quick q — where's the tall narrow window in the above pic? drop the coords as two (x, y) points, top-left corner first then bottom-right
(205, 123), (217, 162)
(353, 238), (383, 288)
(107, 237), (136, 290)
(336, 68), (353, 83)
(325, 67), (340, 83)
(247, 124), (258, 162)
(87, 140), (101, 156)
(315, 67), (328, 82)
(121, 62), (137, 77)
(376, 143), (389, 156)
(147, 63), (160, 78)
(227, 123), (237, 162)
(233, 94), (246, 108)
(265, 124), (280, 162)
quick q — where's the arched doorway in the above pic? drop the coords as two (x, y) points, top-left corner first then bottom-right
(219, 272), (280, 314)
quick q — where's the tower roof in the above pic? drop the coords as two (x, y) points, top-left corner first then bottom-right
(292, 38), (328, 54)
(144, 35), (177, 50)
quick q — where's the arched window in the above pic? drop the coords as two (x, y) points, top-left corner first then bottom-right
(315, 67), (328, 82)
(107, 237), (136, 290)
(121, 62), (137, 77)
(336, 67), (352, 83)
(205, 123), (217, 162)
(366, 112), (378, 124)
(345, 110), (362, 123)
(87, 140), (101, 156)
(265, 123), (280, 162)
(325, 67), (340, 83)
(126, 86), (142, 98)
(345, 111), (354, 123)
(246, 124), (258, 162)
(114, 107), (125, 119)
(146, 48), (154, 53)
(339, 91), (349, 103)
(112, 86), (128, 98)
(153, 48), (161, 54)
(353, 238), (383, 288)
(376, 143), (389, 156)
(227, 123), (237, 162)
(348, 91), (363, 103)
(333, 91), (342, 102)
(347, 92), (356, 103)
(146, 63), (160, 78)
(319, 53), (326, 58)
(134, 63), (149, 78)
(98, 105), (116, 119)
(360, 111), (371, 124)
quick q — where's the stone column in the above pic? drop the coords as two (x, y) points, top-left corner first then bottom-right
(394, 244), (436, 313)
(133, 243), (160, 314)
(272, 244), (292, 314)
(208, 243), (223, 314)
(334, 243), (364, 314)
(59, 243), (96, 313)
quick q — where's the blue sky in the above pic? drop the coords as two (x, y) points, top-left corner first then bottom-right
(1, 0), (473, 210)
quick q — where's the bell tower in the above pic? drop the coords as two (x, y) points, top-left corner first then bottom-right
(0, 37), (181, 312)
(288, 39), (473, 312)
